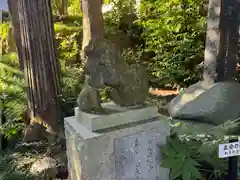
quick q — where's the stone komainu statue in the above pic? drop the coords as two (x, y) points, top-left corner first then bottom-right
(77, 38), (149, 113)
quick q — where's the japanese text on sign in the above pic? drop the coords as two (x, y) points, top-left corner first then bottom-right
(218, 141), (240, 158)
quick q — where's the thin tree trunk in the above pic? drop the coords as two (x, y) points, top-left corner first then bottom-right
(61, 0), (68, 15)
(55, 0), (68, 16)
(81, 0), (104, 52)
(203, 0), (223, 85)
(9, 0), (61, 135)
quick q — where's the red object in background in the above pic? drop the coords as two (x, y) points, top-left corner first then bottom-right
(237, 63), (240, 72)
(149, 89), (179, 96)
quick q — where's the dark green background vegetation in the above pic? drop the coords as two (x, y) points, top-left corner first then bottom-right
(1, 0), (239, 179)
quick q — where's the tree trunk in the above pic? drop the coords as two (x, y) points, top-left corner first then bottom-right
(61, 0), (68, 15)
(203, 0), (223, 85)
(81, 0), (104, 53)
(221, 0), (240, 81)
(9, 0), (61, 135)
(203, 0), (240, 84)
(54, 0), (68, 16)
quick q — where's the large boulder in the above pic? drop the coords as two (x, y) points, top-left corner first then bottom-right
(168, 81), (240, 125)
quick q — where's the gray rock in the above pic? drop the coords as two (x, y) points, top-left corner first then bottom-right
(30, 157), (57, 179)
(168, 81), (240, 125)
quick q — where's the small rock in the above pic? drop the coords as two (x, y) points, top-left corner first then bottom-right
(30, 157), (57, 179)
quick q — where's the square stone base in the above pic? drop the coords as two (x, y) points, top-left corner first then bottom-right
(65, 103), (170, 180)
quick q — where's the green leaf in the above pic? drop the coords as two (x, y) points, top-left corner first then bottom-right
(188, 164), (203, 179)
(174, 24), (182, 33)
(160, 157), (180, 168)
(168, 138), (189, 155)
(0, 62), (23, 75)
(161, 146), (178, 157)
(182, 165), (192, 180)
(189, 159), (201, 167)
(170, 161), (182, 180)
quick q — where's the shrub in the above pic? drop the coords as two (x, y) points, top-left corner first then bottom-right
(137, 0), (207, 88)
(0, 53), (26, 139)
(68, 0), (82, 16)
(160, 119), (240, 180)
(103, 0), (144, 50)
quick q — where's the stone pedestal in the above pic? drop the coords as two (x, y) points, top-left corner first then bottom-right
(64, 102), (170, 180)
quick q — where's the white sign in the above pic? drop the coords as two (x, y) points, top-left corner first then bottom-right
(219, 141), (240, 158)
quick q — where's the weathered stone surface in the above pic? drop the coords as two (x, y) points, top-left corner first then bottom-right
(75, 102), (158, 131)
(77, 38), (148, 113)
(64, 105), (170, 180)
(168, 81), (240, 125)
(77, 76), (104, 114)
(110, 63), (148, 107)
(30, 157), (57, 179)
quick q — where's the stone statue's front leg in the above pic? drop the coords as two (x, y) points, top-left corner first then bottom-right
(77, 76), (104, 114)
(89, 88), (105, 113)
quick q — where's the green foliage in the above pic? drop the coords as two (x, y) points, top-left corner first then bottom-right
(137, 0), (206, 88)
(103, 0), (143, 49)
(0, 152), (33, 180)
(54, 16), (82, 29)
(161, 137), (202, 180)
(1, 0), (208, 140)
(0, 53), (26, 139)
(1, 23), (10, 53)
(104, 0), (110, 4)
(106, 0), (137, 24)
(60, 65), (84, 117)
(68, 0), (82, 16)
(0, 23), (10, 40)
(120, 47), (148, 69)
(160, 119), (240, 180)
(54, 22), (82, 62)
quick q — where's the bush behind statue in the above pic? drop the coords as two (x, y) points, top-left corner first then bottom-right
(137, 0), (207, 88)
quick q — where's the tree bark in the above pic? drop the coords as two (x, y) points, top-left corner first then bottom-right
(81, 0), (104, 52)
(203, 0), (223, 85)
(60, 0), (68, 15)
(221, 0), (240, 81)
(54, 0), (68, 16)
(203, 0), (240, 84)
(9, 0), (61, 135)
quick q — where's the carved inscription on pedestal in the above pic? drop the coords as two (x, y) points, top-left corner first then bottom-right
(114, 130), (161, 180)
